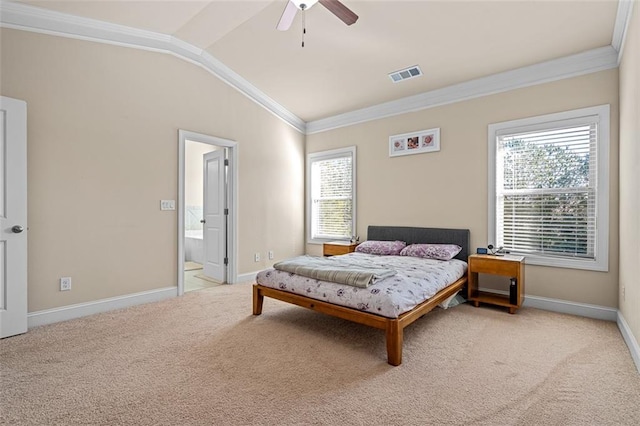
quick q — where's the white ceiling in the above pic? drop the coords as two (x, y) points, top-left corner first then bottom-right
(12, 1), (620, 122)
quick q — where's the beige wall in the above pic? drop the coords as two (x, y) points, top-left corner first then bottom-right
(0, 29), (305, 312)
(307, 69), (619, 308)
(0, 24), (628, 316)
(619, 4), (640, 352)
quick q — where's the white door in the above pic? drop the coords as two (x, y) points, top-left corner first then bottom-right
(202, 150), (226, 282)
(0, 96), (28, 338)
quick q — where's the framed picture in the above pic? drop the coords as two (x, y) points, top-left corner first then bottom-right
(389, 128), (440, 157)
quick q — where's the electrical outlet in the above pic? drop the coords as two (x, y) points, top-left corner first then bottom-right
(622, 286), (625, 301)
(254, 252), (261, 262)
(268, 250), (274, 260)
(60, 277), (72, 291)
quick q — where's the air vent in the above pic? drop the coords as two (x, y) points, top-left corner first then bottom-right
(388, 65), (422, 83)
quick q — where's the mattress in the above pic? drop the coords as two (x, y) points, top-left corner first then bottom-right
(255, 252), (467, 318)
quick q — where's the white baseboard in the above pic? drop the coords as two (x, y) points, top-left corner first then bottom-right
(477, 287), (618, 321)
(28, 271), (259, 328)
(236, 271), (260, 284)
(522, 294), (618, 321)
(28, 286), (178, 328)
(617, 312), (640, 374)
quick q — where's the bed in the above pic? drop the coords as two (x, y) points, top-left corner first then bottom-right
(253, 226), (470, 365)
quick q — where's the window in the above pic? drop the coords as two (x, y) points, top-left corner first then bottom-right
(307, 146), (356, 244)
(488, 105), (609, 271)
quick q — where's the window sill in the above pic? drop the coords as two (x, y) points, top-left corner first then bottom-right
(515, 253), (608, 272)
(307, 238), (351, 245)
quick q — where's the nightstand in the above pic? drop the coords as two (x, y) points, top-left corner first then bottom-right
(467, 254), (525, 314)
(323, 241), (358, 256)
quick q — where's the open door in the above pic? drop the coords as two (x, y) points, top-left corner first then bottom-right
(0, 96), (28, 338)
(202, 149), (227, 283)
(178, 130), (237, 295)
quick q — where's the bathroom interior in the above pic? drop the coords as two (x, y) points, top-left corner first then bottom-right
(184, 140), (223, 292)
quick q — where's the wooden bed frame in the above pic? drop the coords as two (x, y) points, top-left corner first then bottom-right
(252, 226), (470, 366)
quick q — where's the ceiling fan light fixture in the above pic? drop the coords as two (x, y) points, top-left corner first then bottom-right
(291, 0), (319, 10)
(277, 0), (358, 32)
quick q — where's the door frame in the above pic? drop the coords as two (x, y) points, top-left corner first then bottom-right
(178, 130), (238, 296)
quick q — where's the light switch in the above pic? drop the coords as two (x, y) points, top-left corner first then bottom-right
(160, 200), (176, 210)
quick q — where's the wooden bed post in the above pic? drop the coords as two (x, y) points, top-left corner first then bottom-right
(386, 320), (403, 366)
(253, 285), (264, 315)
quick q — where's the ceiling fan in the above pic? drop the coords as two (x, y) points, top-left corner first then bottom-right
(277, 0), (359, 31)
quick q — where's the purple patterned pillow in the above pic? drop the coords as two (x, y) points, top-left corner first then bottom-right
(355, 240), (406, 256)
(399, 244), (462, 261)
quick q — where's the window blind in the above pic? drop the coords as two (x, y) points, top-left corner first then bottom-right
(310, 154), (353, 240)
(496, 122), (597, 259)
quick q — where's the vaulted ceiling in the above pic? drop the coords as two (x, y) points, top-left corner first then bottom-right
(8, 1), (623, 124)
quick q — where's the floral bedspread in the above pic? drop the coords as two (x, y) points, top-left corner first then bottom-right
(255, 252), (467, 318)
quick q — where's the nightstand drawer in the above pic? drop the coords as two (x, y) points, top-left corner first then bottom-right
(468, 256), (521, 276)
(323, 242), (358, 256)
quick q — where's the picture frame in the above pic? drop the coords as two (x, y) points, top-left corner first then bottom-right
(389, 128), (440, 157)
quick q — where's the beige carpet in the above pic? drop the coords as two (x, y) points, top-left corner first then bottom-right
(1, 283), (639, 425)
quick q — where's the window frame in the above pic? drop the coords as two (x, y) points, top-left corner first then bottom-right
(306, 146), (357, 245)
(488, 105), (609, 271)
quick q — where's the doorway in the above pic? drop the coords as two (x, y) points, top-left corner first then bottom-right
(178, 130), (238, 295)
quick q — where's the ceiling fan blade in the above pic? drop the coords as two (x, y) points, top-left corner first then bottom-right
(277, 1), (299, 31)
(319, 0), (359, 26)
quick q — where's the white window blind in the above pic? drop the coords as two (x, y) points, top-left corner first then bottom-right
(489, 105), (609, 271)
(307, 147), (356, 242)
(497, 123), (597, 258)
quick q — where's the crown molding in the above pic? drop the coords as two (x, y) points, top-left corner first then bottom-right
(0, 1), (307, 134)
(306, 46), (619, 134)
(612, 0), (636, 65)
(0, 1), (624, 137)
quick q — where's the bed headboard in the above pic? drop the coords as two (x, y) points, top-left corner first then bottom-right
(367, 226), (470, 262)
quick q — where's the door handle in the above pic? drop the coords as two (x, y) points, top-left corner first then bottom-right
(12, 225), (24, 233)
(200, 220), (206, 224)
